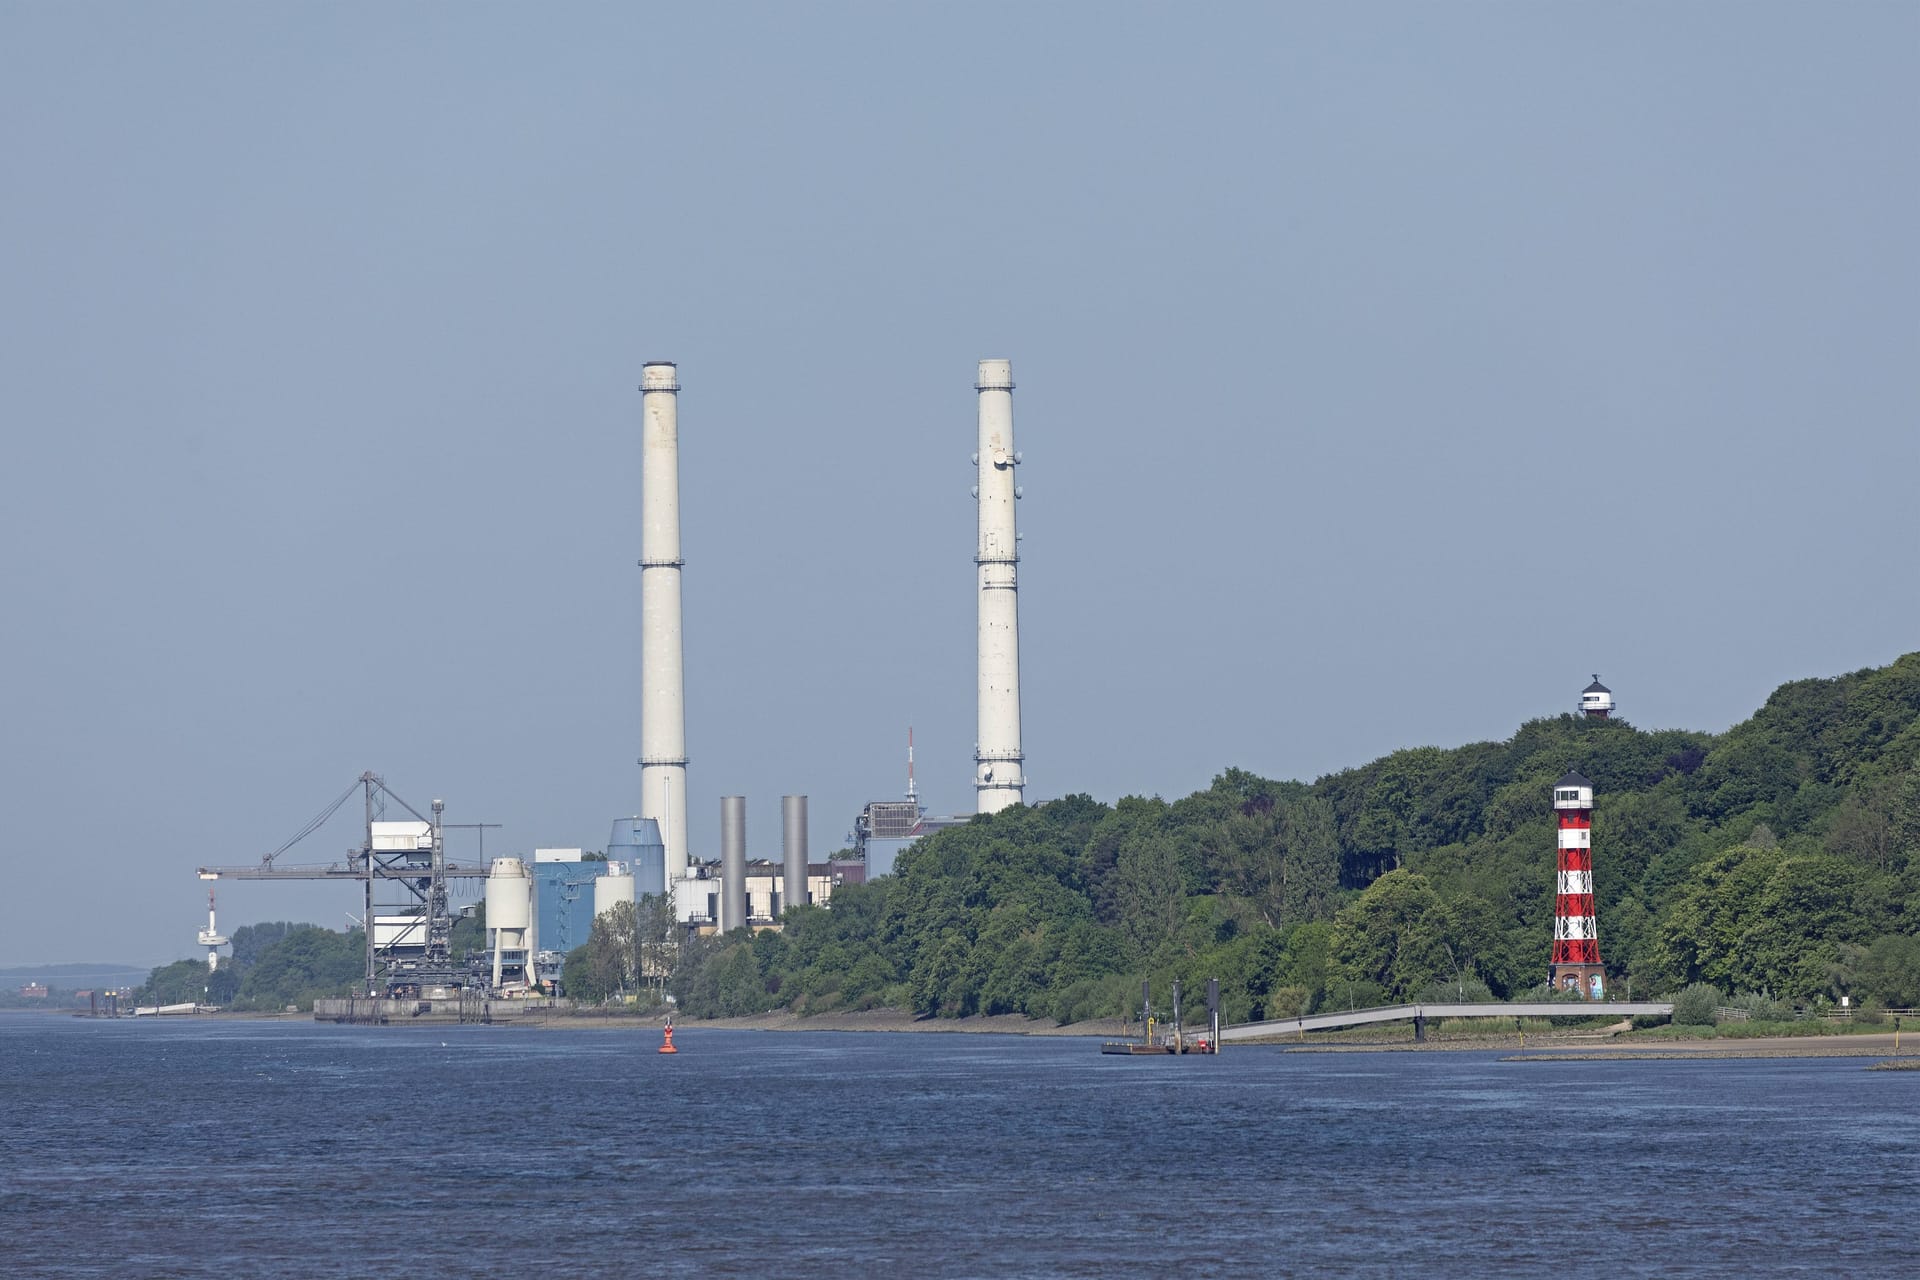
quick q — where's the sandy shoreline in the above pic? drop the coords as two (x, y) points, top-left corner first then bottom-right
(541, 1010), (1920, 1059)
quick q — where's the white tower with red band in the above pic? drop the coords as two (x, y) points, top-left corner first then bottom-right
(1550, 770), (1604, 997)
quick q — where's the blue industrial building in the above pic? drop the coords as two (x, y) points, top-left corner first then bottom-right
(530, 852), (604, 958)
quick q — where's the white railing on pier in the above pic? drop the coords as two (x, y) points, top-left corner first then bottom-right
(1220, 1000), (1676, 1042)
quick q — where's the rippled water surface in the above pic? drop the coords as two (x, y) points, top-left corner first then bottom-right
(3, 1017), (1917, 1277)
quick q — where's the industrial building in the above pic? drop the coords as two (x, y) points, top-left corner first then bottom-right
(674, 858), (861, 934)
(521, 821), (669, 982)
(669, 795), (856, 932)
(530, 850), (601, 962)
(851, 799), (968, 879)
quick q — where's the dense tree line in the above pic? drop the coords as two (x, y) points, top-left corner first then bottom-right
(138, 922), (366, 1010)
(668, 653), (1920, 1021)
(138, 905), (495, 1011)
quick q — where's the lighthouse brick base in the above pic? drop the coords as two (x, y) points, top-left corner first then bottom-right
(1550, 961), (1606, 997)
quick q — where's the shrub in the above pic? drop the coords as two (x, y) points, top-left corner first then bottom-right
(1325, 979), (1389, 1011)
(1728, 990), (1794, 1023)
(1414, 976), (1495, 1004)
(1670, 981), (1722, 1027)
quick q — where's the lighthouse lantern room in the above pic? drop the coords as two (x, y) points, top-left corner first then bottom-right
(1580, 676), (1614, 719)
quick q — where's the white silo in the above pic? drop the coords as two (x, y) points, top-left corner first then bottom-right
(486, 857), (533, 990)
(595, 860), (637, 921)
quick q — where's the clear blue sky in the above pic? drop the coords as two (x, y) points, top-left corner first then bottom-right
(3, 3), (1914, 966)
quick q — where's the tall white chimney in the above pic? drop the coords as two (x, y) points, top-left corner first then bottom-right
(638, 361), (690, 882)
(974, 359), (1025, 813)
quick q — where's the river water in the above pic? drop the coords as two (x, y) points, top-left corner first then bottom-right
(2, 1017), (1916, 1277)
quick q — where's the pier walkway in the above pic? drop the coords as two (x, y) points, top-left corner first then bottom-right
(1220, 1000), (1675, 1042)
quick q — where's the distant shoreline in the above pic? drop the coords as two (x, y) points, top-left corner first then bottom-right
(28, 1004), (1920, 1060)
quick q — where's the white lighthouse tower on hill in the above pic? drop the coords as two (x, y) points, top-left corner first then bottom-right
(1580, 676), (1614, 720)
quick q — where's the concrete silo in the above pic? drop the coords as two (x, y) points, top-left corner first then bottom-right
(594, 860), (637, 921)
(486, 857), (533, 991)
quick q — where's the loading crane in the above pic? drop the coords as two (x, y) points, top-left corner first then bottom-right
(196, 772), (498, 996)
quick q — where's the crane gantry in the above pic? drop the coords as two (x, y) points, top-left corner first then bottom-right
(196, 771), (497, 995)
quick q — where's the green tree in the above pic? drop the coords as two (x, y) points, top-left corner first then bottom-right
(1740, 855), (1864, 997)
(1653, 846), (1865, 999)
(560, 941), (607, 1003)
(636, 893), (678, 999)
(1651, 846), (1780, 990)
(233, 925), (364, 1010)
(1329, 870), (1453, 999)
(1280, 796), (1341, 925)
(1854, 934), (1920, 1007)
(1670, 981), (1721, 1026)
(227, 922), (296, 971)
(585, 900), (640, 997)
(138, 959), (215, 1005)
(1114, 832), (1187, 957)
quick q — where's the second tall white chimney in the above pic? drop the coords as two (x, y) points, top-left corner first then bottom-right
(974, 359), (1025, 813)
(639, 361), (690, 881)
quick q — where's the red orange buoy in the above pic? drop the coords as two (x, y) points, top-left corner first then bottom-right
(658, 1022), (677, 1054)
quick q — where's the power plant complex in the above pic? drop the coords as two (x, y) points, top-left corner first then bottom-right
(192, 356), (1617, 1008)
(196, 359), (1035, 999)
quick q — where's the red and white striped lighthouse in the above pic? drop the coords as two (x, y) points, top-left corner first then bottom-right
(1549, 770), (1605, 998)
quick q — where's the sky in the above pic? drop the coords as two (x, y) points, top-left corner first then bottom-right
(2, 3), (1914, 967)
